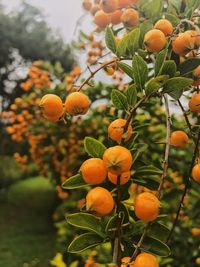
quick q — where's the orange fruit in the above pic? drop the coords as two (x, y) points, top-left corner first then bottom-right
(91, 4), (101, 15)
(192, 228), (200, 236)
(65, 92), (91, 116)
(82, 0), (93, 11)
(172, 31), (196, 55)
(108, 171), (131, 185)
(135, 192), (160, 222)
(103, 146), (132, 175)
(170, 131), (189, 148)
(192, 163), (200, 183)
(144, 29), (166, 52)
(133, 253), (158, 267)
(121, 8), (139, 27)
(118, 0), (131, 8)
(86, 187), (114, 216)
(40, 94), (64, 119)
(189, 92), (200, 112)
(81, 158), (107, 184)
(94, 10), (111, 28)
(101, 0), (118, 13)
(108, 118), (132, 144)
(154, 19), (173, 36)
(111, 10), (123, 25)
(193, 66), (200, 86)
(121, 257), (134, 267)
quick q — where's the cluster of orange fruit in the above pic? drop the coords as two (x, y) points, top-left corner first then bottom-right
(82, 0), (140, 29)
(13, 153), (28, 172)
(20, 63), (51, 91)
(39, 91), (91, 122)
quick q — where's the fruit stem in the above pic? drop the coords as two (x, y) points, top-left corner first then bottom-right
(167, 127), (200, 243)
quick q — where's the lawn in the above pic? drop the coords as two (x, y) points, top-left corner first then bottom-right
(0, 176), (57, 267)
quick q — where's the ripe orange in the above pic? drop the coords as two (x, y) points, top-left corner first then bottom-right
(108, 171), (131, 185)
(81, 158), (107, 184)
(86, 187), (114, 217)
(170, 131), (189, 148)
(133, 253), (158, 267)
(192, 163), (200, 183)
(121, 257), (134, 267)
(154, 19), (173, 36)
(94, 10), (111, 28)
(144, 29), (166, 52)
(189, 92), (200, 112)
(121, 8), (139, 27)
(193, 66), (200, 86)
(40, 94), (64, 119)
(191, 228), (200, 236)
(108, 118), (132, 144)
(135, 192), (160, 222)
(118, 0), (131, 8)
(91, 4), (101, 15)
(82, 0), (93, 11)
(172, 31), (196, 55)
(111, 10), (123, 25)
(103, 146), (132, 175)
(101, 0), (118, 13)
(65, 92), (91, 116)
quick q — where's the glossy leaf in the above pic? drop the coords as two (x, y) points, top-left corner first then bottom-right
(117, 62), (133, 79)
(111, 89), (129, 111)
(66, 213), (105, 237)
(145, 75), (169, 96)
(134, 165), (162, 176)
(132, 55), (148, 91)
(141, 236), (171, 257)
(149, 222), (170, 243)
(160, 60), (177, 77)
(84, 137), (106, 158)
(62, 174), (87, 190)
(126, 84), (137, 107)
(105, 27), (117, 54)
(68, 233), (104, 253)
(154, 49), (168, 76)
(178, 58), (200, 75)
(127, 28), (140, 55)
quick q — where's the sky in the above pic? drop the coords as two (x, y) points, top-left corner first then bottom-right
(2, 0), (92, 43)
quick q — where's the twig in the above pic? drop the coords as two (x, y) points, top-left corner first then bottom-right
(167, 127), (200, 243)
(178, 99), (196, 143)
(129, 94), (171, 262)
(157, 94), (171, 200)
(113, 175), (122, 266)
(77, 58), (118, 91)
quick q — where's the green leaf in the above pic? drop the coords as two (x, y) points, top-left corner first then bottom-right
(149, 222), (170, 243)
(66, 213), (105, 237)
(84, 137), (106, 158)
(68, 233), (103, 253)
(141, 236), (171, 257)
(154, 49), (168, 76)
(116, 34), (129, 57)
(125, 84), (137, 107)
(168, 0), (182, 12)
(105, 214), (118, 235)
(131, 220), (145, 236)
(111, 89), (129, 111)
(145, 75), (169, 96)
(132, 55), (148, 91)
(134, 165), (162, 176)
(62, 174), (87, 190)
(132, 176), (159, 190)
(163, 77), (193, 100)
(142, 0), (162, 19)
(160, 60), (177, 77)
(164, 13), (180, 26)
(139, 21), (153, 47)
(178, 58), (200, 75)
(105, 27), (117, 54)
(127, 28), (140, 55)
(117, 62), (133, 79)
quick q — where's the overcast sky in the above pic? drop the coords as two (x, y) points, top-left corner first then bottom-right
(2, 0), (92, 43)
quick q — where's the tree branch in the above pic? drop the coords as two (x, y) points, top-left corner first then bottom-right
(167, 127), (200, 243)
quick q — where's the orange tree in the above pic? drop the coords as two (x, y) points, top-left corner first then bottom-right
(2, 0), (200, 266)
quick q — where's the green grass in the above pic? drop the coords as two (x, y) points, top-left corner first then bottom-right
(0, 176), (57, 267)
